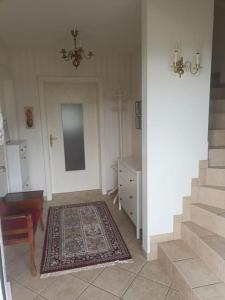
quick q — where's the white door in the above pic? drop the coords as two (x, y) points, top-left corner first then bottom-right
(45, 82), (100, 194)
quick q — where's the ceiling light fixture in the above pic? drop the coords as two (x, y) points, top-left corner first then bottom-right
(60, 28), (94, 68)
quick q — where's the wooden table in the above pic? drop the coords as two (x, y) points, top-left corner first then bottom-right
(3, 190), (44, 230)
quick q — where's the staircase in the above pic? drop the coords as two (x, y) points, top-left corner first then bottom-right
(158, 91), (225, 299)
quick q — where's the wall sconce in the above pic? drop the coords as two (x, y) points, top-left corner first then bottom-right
(173, 50), (202, 78)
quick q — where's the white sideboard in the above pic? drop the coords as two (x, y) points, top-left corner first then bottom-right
(118, 157), (142, 239)
(6, 140), (30, 192)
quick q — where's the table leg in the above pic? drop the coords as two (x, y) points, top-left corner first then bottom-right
(40, 212), (45, 231)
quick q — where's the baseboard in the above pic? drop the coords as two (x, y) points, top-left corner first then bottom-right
(147, 213), (183, 261)
(148, 232), (174, 261)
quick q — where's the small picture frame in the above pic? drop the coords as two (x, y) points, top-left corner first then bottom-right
(135, 116), (142, 130)
(24, 106), (34, 128)
(135, 101), (142, 116)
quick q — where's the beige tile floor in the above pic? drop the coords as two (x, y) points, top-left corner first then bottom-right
(4, 190), (182, 300)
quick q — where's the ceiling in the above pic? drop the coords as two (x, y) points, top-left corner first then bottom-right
(0, 0), (141, 52)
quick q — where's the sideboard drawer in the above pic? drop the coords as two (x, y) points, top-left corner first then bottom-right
(118, 158), (142, 239)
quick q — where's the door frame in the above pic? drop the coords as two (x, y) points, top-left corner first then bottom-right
(38, 76), (106, 200)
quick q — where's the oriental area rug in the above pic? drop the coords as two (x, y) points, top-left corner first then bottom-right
(40, 201), (132, 277)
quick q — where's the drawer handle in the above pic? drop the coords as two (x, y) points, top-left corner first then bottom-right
(129, 212), (133, 215)
(129, 195), (133, 199)
(20, 149), (24, 152)
(119, 170), (122, 173)
(119, 184), (123, 187)
(129, 179), (134, 182)
(23, 156), (27, 159)
(119, 198), (123, 201)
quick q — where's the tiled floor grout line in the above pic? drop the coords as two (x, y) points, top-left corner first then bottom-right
(75, 282), (92, 300)
(172, 257), (196, 262)
(11, 278), (40, 297)
(162, 287), (170, 300)
(89, 282), (121, 299)
(192, 281), (223, 290)
(120, 260), (148, 299)
(136, 273), (173, 290)
(120, 272), (139, 299)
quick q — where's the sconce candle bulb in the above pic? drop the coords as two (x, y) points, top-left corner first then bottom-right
(174, 50), (178, 64)
(196, 52), (200, 66)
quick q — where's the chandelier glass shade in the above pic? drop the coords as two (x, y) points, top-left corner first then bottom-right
(60, 29), (94, 68)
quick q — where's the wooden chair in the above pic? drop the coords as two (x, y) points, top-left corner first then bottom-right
(0, 201), (43, 276)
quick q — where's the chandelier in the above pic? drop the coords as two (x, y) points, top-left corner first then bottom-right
(60, 29), (94, 68)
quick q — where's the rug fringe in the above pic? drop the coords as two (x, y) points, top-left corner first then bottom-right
(40, 258), (133, 279)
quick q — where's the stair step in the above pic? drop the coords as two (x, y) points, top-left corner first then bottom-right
(210, 99), (225, 113)
(210, 87), (225, 99)
(209, 113), (225, 129)
(193, 283), (225, 300)
(158, 239), (222, 300)
(192, 185), (225, 209)
(182, 221), (225, 282)
(209, 129), (225, 147)
(204, 167), (225, 186)
(190, 203), (225, 238)
(209, 148), (225, 167)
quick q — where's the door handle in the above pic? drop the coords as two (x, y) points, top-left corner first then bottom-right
(50, 134), (57, 147)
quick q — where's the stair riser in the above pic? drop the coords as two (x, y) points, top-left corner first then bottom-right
(208, 130), (225, 147)
(205, 168), (225, 187)
(209, 149), (225, 167)
(190, 205), (225, 238)
(209, 114), (225, 129)
(182, 197), (192, 221)
(158, 247), (191, 300)
(211, 89), (225, 100)
(181, 223), (225, 282)
(191, 186), (225, 209)
(210, 100), (225, 113)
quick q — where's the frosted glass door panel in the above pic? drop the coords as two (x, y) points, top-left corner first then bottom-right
(61, 104), (85, 171)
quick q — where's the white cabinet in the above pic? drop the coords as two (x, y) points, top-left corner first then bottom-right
(6, 140), (30, 192)
(118, 157), (142, 239)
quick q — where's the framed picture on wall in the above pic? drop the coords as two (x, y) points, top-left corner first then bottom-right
(24, 106), (34, 128)
(135, 101), (142, 130)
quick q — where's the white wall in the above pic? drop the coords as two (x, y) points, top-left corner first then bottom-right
(131, 53), (142, 157)
(142, 0), (214, 250)
(10, 49), (140, 193)
(0, 41), (11, 110)
(0, 42), (12, 193)
(0, 42), (10, 81)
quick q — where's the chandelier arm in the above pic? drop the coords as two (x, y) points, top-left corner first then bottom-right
(82, 50), (94, 59)
(68, 51), (74, 59)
